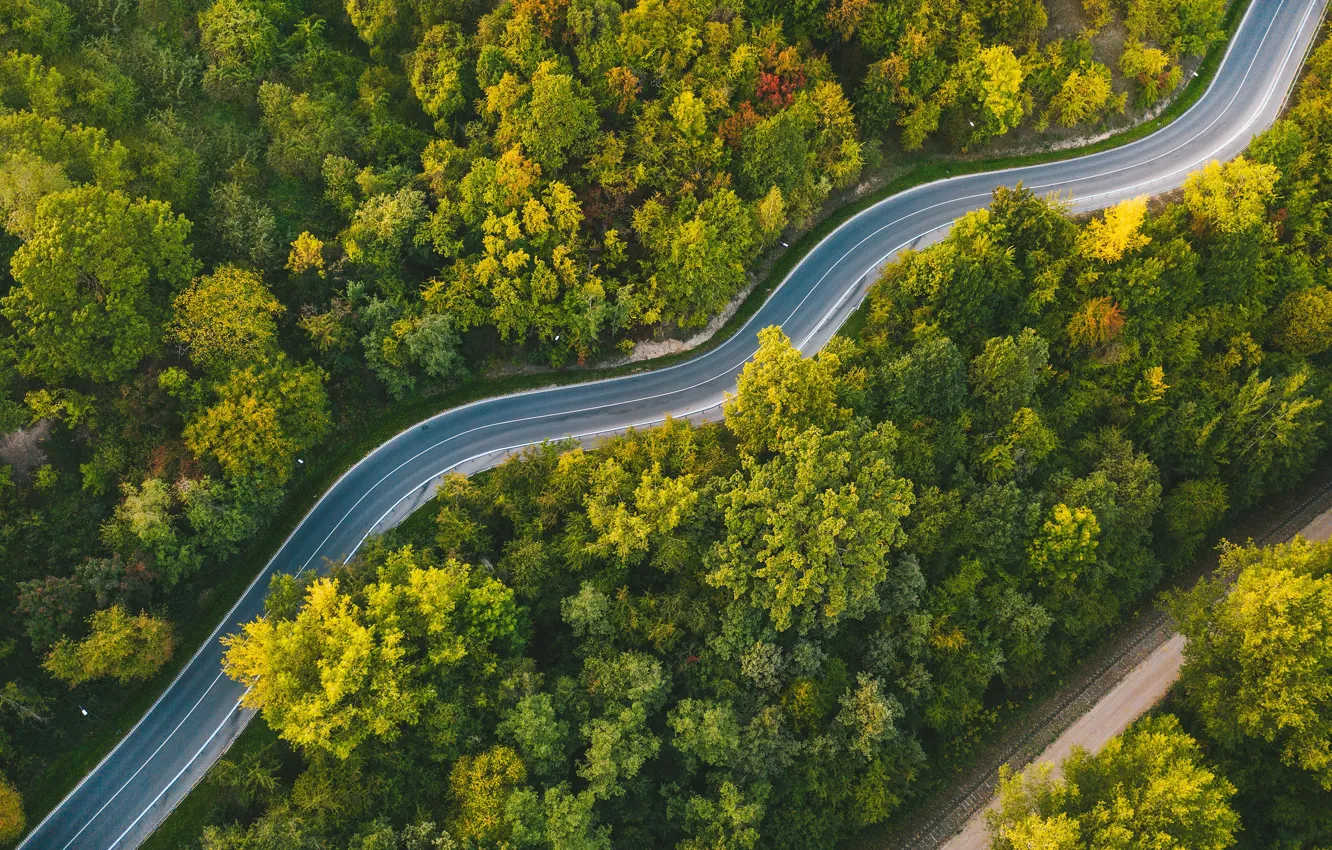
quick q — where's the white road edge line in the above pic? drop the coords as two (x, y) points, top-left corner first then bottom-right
(96, 0), (1326, 842)
(104, 688), (252, 850)
(91, 0), (1325, 842)
(57, 673), (226, 850)
(16, 0), (1316, 844)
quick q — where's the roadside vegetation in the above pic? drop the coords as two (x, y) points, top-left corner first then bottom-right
(987, 534), (1332, 850)
(132, 33), (1332, 850)
(0, 0), (1242, 840)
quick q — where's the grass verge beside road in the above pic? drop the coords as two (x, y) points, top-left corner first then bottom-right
(15, 0), (1255, 842)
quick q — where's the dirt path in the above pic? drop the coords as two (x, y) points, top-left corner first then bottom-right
(865, 467), (1332, 850)
(933, 502), (1332, 850)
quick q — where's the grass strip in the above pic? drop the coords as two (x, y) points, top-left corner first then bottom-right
(15, 0), (1254, 841)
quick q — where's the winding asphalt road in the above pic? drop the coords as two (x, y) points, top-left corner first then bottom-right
(18, 0), (1328, 844)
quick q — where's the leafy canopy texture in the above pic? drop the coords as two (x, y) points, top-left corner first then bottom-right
(722, 326), (857, 455)
(1174, 538), (1332, 789)
(987, 714), (1238, 850)
(223, 546), (521, 759)
(707, 420), (914, 634)
(0, 774), (22, 844)
(197, 46), (1332, 846)
(42, 605), (175, 687)
(2, 185), (196, 383)
(12, 21), (1332, 848)
(169, 265), (284, 374)
(184, 355), (331, 486)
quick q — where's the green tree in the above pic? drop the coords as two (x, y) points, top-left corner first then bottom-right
(578, 651), (669, 799)
(969, 329), (1050, 421)
(988, 714), (1238, 850)
(0, 111), (129, 186)
(360, 299), (467, 399)
(740, 109), (811, 199)
(1121, 41), (1181, 107)
(584, 459), (698, 565)
(0, 0), (72, 54)
(43, 605), (175, 687)
(836, 672), (903, 759)
(2, 185), (197, 383)
(170, 266), (284, 374)
(183, 476), (281, 560)
(708, 423), (914, 633)
(534, 784), (611, 850)
(343, 187), (427, 276)
(16, 574), (89, 649)
(522, 63), (599, 171)
(346, 0), (400, 46)
(209, 743), (281, 811)
(257, 82), (358, 180)
(1199, 369), (1323, 506)
(582, 702), (661, 800)
(723, 326), (854, 455)
(1174, 537), (1332, 789)
(198, 0), (280, 100)
(0, 150), (69, 239)
(499, 692), (570, 779)
(184, 355), (330, 485)
(1161, 479), (1228, 567)
(635, 189), (758, 328)
(207, 180), (280, 269)
(678, 781), (767, 850)
(1272, 285), (1332, 356)
(102, 478), (201, 586)
(980, 407), (1057, 483)
(668, 699), (741, 771)
(450, 746), (527, 844)
(0, 50), (66, 115)
(411, 23), (469, 128)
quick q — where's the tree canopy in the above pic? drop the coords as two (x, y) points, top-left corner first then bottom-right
(0, 0), (1320, 841)
(2, 185), (196, 383)
(988, 715), (1238, 850)
(1175, 538), (1332, 790)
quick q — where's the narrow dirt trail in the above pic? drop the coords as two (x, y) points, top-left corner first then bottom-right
(935, 503), (1332, 850)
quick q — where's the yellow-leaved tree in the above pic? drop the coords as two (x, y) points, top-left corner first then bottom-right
(1078, 196), (1150, 263)
(223, 547), (521, 759)
(723, 327), (861, 456)
(184, 355), (329, 486)
(1174, 537), (1332, 789)
(43, 605), (175, 687)
(170, 265), (284, 374)
(0, 772), (23, 844)
(988, 714), (1237, 850)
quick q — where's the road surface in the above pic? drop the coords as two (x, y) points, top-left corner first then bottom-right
(938, 502), (1332, 850)
(18, 0), (1328, 844)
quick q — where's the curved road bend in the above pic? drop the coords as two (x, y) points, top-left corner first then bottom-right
(19, 0), (1328, 844)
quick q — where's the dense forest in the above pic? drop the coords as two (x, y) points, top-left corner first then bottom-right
(0, 0), (1237, 838)
(987, 535), (1332, 849)
(68, 31), (1332, 850)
